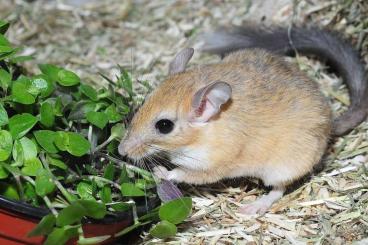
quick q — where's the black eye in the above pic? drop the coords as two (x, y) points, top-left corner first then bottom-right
(155, 119), (174, 134)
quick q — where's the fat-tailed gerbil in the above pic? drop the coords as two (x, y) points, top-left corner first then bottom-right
(118, 26), (368, 214)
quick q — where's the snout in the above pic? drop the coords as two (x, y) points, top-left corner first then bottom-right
(118, 136), (144, 159)
(118, 140), (128, 156)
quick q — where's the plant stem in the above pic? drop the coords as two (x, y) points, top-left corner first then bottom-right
(97, 91), (110, 99)
(0, 95), (11, 102)
(42, 195), (58, 216)
(78, 225), (84, 242)
(40, 153), (75, 204)
(92, 135), (114, 154)
(85, 175), (121, 190)
(96, 153), (152, 178)
(130, 198), (139, 223)
(13, 174), (24, 200)
(88, 125), (93, 150)
(105, 200), (135, 206)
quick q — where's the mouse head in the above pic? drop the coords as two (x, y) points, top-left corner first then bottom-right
(118, 48), (232, 161)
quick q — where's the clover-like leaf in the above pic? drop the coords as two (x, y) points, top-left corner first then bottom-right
(86, 111), (108, 129)
(103, 163), (115, 181)
(111, 202), (132, 212)
(56, 201), (86, 227)
(28, 214), (56, 237)
(0, 45), (13, 53)
(0, 69), (11, 90)
(68, 101), (96, 120)
(54, 131), (90, 156)
(77, 199), (107, 219)
(21, 157), (43, 176)
(54, 131), (68, 151)
(119, 164), (129, 184)
(0, 164), (8, 179)
(99, 186), (112, 203)
(159, 197), (192, 225)
(38, 64), (61, 82)
(0, 21), (10, 34)
(47, 156), (67, 170)
(40, 102), (55, 128)
(0, 103), (8, 127)
(121, 183), (145, 197)
(9, 55), (34, 63)
(111, 123), (125, 139)
(77, 182), (94, 200)
(57, 69), (80, 86)
(0, 47), (16, 60)
(149, 220), (177, 239)
(19, 137), (38, 162)
(80, 84), (98, 101)
(0, 183), (19, 200)
(54, 97), (64, 117)
(44, 227), (78, 245)
(12, 139), (23, 166)
(11, 81), (35, 105)
(9, 113), (38, 139)
(0, 130), (12, 161)
(35, 169), (55, 197)
(32, 75), (55, 98)
(65, 132), (90, 156)
(24, 182), (37, 204)
(33, 130), (58, 153)
(105, 104), (123, 123)
(0, 34), (11, 46)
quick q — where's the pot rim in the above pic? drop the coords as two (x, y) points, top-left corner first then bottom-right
(0, 195), (160, 224)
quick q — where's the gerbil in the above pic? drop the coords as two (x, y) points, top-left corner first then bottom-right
(118, 26), (368, 214)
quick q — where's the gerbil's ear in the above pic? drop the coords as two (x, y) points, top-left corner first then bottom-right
(190, 81), (232, 124)
(168, 48), (194, 75)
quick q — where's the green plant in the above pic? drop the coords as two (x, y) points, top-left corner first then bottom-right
(0, 20), (191, 243)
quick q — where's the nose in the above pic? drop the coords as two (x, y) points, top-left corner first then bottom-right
(118, 136), (142, 157)
(118, 140), (127, 156)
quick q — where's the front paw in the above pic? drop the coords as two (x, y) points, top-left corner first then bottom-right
(153, 166), (170, 180)
(153, 167), (184, 183)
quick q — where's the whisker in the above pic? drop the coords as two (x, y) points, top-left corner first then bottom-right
(146, 144), (208, 164)
(145, 143), (234, 180)
(108, 142), (233, 190)
(146, 144), (230, 175)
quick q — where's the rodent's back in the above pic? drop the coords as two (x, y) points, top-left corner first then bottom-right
(195, 49), (331, 133)
(188, 49), (331, 181)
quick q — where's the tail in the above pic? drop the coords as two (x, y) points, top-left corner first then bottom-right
(201, 26), (368, 136)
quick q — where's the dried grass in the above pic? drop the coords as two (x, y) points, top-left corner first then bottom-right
(1, 0), (367, 244)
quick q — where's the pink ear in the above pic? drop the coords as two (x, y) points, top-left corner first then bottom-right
(190, 81), (232, 124)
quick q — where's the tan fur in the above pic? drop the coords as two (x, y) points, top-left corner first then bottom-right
(120, 49), (332, 212)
